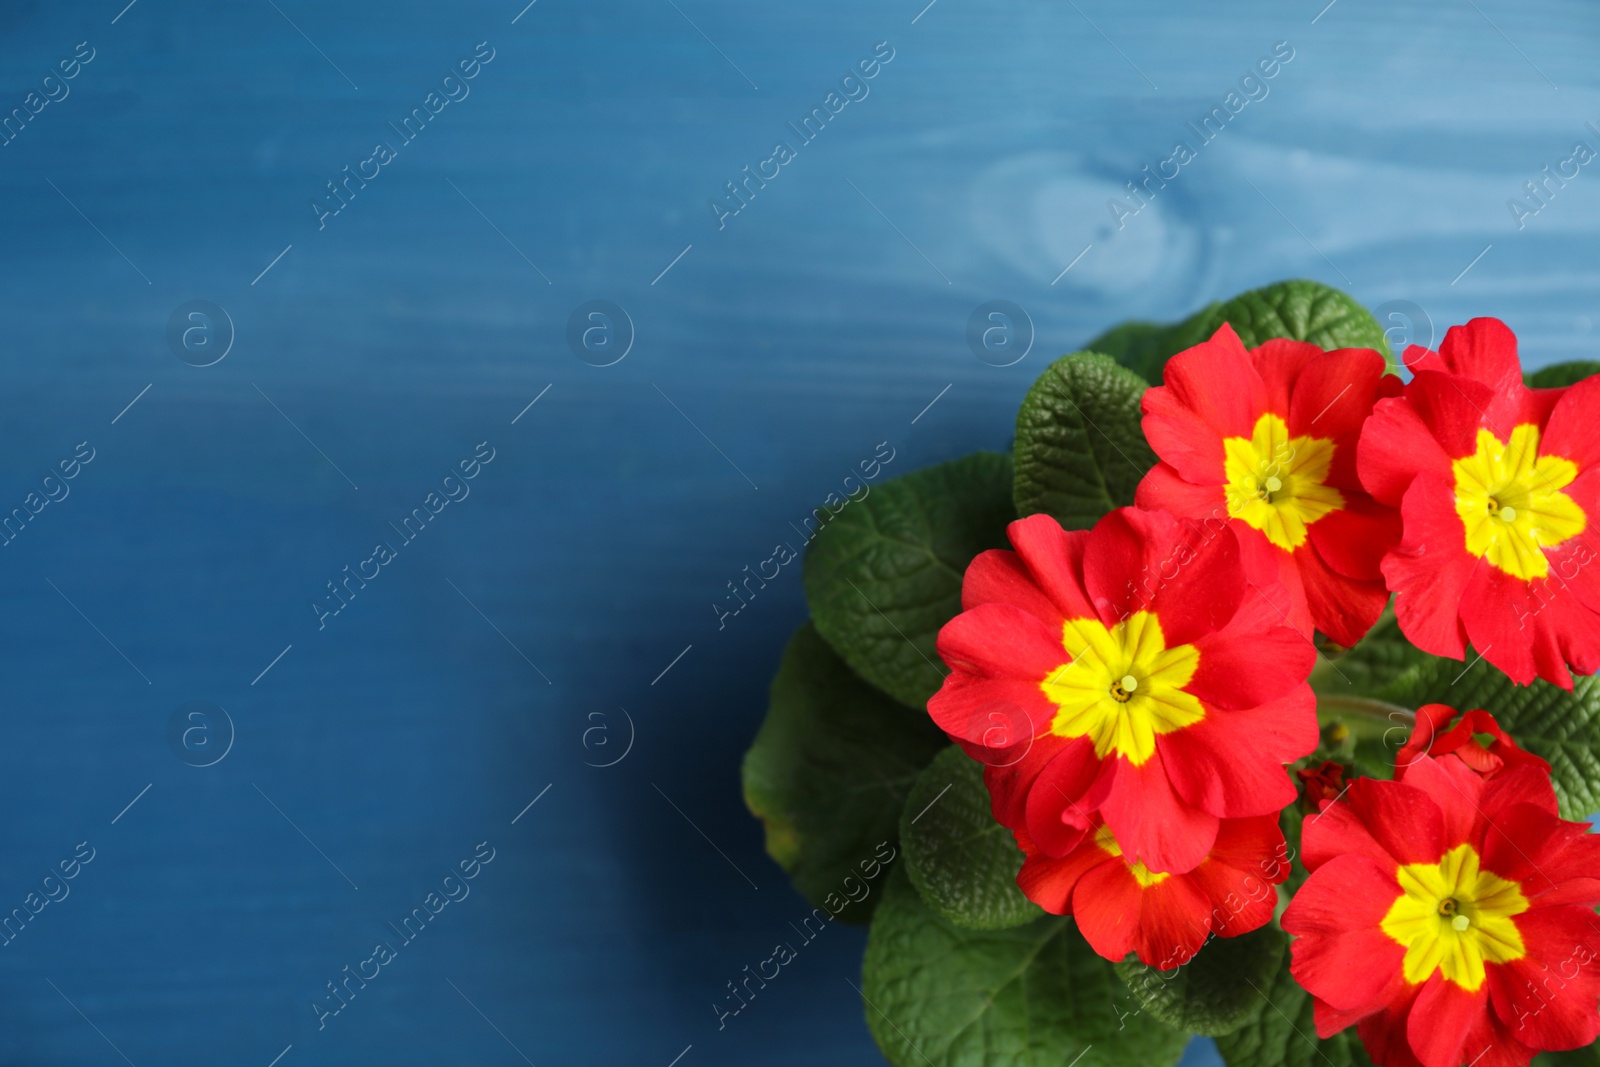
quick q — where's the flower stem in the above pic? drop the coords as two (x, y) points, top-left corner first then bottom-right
(1316, 695), (1414, 736)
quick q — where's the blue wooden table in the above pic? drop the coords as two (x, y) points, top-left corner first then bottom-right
(0, 0), (1594, 1063)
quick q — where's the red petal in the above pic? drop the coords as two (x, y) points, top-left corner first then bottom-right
(1134, 460), (1227, 519)
(1395, 703), (1462, 776)
(1158, 687), (1315, 818)
(1308, 492), (1401, 580)
(1357, 990), (1427, 1067)
(1285, 345), (1392, 483)
(1190, 543), (1312, 694)
(1282, 852), (1403, 935)
(1541, 481), (1600, 618)
(1313, 996), (1377, 1039)
(1234, 530), (1314, 641)
(1387, 754), (1484, 849)
(1543, 571), (1600, 682)
(1417, 318), (1524, 394)
(961, 548), (1063, 627)
(985, 733), (1076, 828)
(1208, 814), (1292, 883)
(1461, 1008), (1537, 1067)
(1520, 383), (1568, 430)
(927, 673), (1057, 750)
(1292, 921), (1408, 1023)
(1460, 566), (1574, 690)
(1158, 323), (1267, 439)
(1015, 838), (1108, 914)
(1069, 860), (1143, 961)
(1542, 375), (1600, 470)
(1082, 507), (1246, 647)
(1459, 709), (1552, 777)
(1022, 739), (1105, 856)
(936, 602), (1070, 682)
(1252, 337), (1325, 414)
(1384, 472), (1476, 661)
(1129, 874), (1215, 968)
(1480, 802), (1600, 906)
(1302, 777), (1446, 871)
(1403, 370), (1499, 459)
(1188, 598), (1318, 709)
(1489, 906), (1600, 1050)
(1188, 816), (1285, 937)
(1097, 753), (1219, 874)
(1408, 975), (1488, 1067)
(1295, 539), (1392, 648)
(1143, 390), (1228, 486)
(1071, 861), (1208, 968)
(1006, 515), (1099, 623)
(1284, 856), (1407, 1011)
(1478, 764), (1561, 824)
(1359, 392), (1454, 507)
(1292, 344), (1392, 423)
(1469, 537), (1600, 689)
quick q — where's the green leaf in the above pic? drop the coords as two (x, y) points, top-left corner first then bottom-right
(1308, 607), (1438, 781)
(1013, 352), (1156, 529)
(901, 746), (1043, 930)
(1043, 284), (1388, 523)
(804, 452), (1016, 709)
(742, 623), (948, 920)
(1115, 925), (1288, 1037)
(861, 866), (1189, 1067)
(1537, 1042), (1600, 1065)
(1376, 656), (1600, 820)
(1169, 280), (1394, 368)
(1214, 935), (1374, 1067)
(1528, 361), (1600, 388)
(1083, 317), (1213, 385)
(1313, 607), (1431, 695)
(1279, 803), (1311, 896)
(1082, 320), (1166, 364)
(1346, 728), (1400, 783)
(1092, 280), (1394, 384)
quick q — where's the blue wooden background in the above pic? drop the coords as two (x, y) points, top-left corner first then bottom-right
(0, 0), (1595, 1063)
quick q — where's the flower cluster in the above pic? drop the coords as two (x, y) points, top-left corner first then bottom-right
(1363, 319), (1600, 688)
(926, 318), (1600, 1065)
(930, 506), (1315, 961)
(1287, 707), (1600, 1067)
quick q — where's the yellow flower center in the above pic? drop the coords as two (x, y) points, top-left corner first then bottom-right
(1040, 611), (1203, 767)
(1094, 823), (1170, 886)
(1223, 413), (1345, 552)
(1379, 843), (1527, 991)
(1453, 425), (1585, 580)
